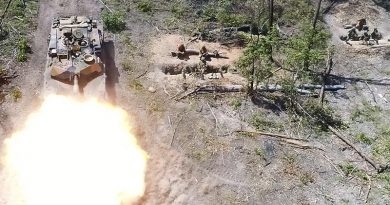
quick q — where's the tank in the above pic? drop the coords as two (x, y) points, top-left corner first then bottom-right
(44, 16), (106, 98)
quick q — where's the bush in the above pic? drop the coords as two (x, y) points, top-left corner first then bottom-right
(16, 53), (27, 62)
(18, 37), (28, 52)
(10, 88), (22, 102)
(16, 37), (28, 62)
(250, 112), (282, 132)
(102, 11), (126, 33)
(229, 97), (242, 111)
(121, 60), (134, 72)
(303, 100), (345, 132)
(0, 65), (6, 78)
(137, 0), (152, 13)
(355, 133), (372, 145)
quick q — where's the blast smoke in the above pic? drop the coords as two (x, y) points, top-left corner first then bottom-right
(1, 95), (147, 205)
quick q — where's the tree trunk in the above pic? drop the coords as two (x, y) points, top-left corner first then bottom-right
(304, 0), (323, 70)
(0, 0), (13, 28)
(319, 48), (333, 106)
(313, 0), (323, 29)
(268, 0), (274, 31)
(268, 0), (274, 62)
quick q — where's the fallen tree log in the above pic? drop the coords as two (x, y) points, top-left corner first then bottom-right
(175, 84), (346, 100)
(236, 130), (321, 150)
(295, 101), (390, 173)
(235, 130), (308, 141)
(300, 84), (345, 90)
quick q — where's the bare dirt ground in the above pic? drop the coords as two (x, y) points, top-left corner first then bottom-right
(2, 0), (390, 204)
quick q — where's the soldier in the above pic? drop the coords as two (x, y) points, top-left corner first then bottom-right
(177, 44), (186, 53)
(343, 28), (357, 45)
(348, 28), (358, 40)
(356, 18), (367, 31)
(371, 28), (381, 45)
(198, 56), (207, 80)
(363, 31), (370, 45)
(200, 45), (207, 54)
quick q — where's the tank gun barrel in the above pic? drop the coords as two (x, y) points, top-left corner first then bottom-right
(73, 74), (80, 95)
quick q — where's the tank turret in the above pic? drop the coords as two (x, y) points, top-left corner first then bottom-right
(45, 16), (105, 96)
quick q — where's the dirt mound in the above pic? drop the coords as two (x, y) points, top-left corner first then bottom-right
(326, 0), (390, 47)
(150, 34), (242, 68)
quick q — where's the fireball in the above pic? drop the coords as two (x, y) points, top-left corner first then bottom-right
(1, 95), (147, 205)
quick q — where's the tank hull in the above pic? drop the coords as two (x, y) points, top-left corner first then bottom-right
(43, 16), (106, 99)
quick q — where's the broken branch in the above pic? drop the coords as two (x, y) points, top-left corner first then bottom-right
(295, 101), (389, 173)
(235, 130), (320, 150)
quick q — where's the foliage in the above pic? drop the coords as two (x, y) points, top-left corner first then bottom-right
(339, 163), (368, 180)
(373, 127), (390, 162)
(303, 99), (345, 132)
(148, 101), (164, 113)
(377, 173), (390, 195)
(250, 112), (282, 132)
(236, 28), (279, 91)
(0, 0), (38, 57)
(254, 148), (264, 157)
(16, 53), (27, 62)
(18, 37), (28, 51)
(201, 0), (248, 27)
(300, 172), (314, 185)
(285, 23), (330, 74)
(229, 97), (242, 111)
(276, 0), (315, 26)
(137, 0), (152, 13)
(171, 0), (190, 18)
(351, 100), (382, 122)
(10, 87), (22, 102)
(8, 1), (26, 17)
(16, 37), (28, 62)
(121, 60), (134, 72)
(102, 11), (126, 32)
(355, 133), (372, 145)
(0, 65), (7, 79)
(129, 79), (143, 90)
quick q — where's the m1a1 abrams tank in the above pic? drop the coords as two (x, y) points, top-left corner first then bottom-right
(44, 16), (106, 97)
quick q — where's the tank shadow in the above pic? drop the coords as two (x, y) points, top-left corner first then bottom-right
(101, 40), (120, 104)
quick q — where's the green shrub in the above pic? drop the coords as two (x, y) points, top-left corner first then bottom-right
(351, 100), (382, 122)
(10, 88), (22, 102)
(339, 163), (368, 180)
(229, 97), (242, 110)
(129, 80), (143, 90)
(300, 172), (314, 185)
(121, 60), (134, 72)
(18, 37), (28, 52)
(0, 65), (6, 77)
(16, 37), (28, 62)
(355, 133), (372, 145)
(250, 112), (282, 132)
(303, 100), (345, 132)
(16, 53), (27, 62)
(201, 0), (247, 27)
(171, 3), (187, 18)
(102, 11), (126, 32)
(137, 0), (152, 13)
(201, 4), (217, 21)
